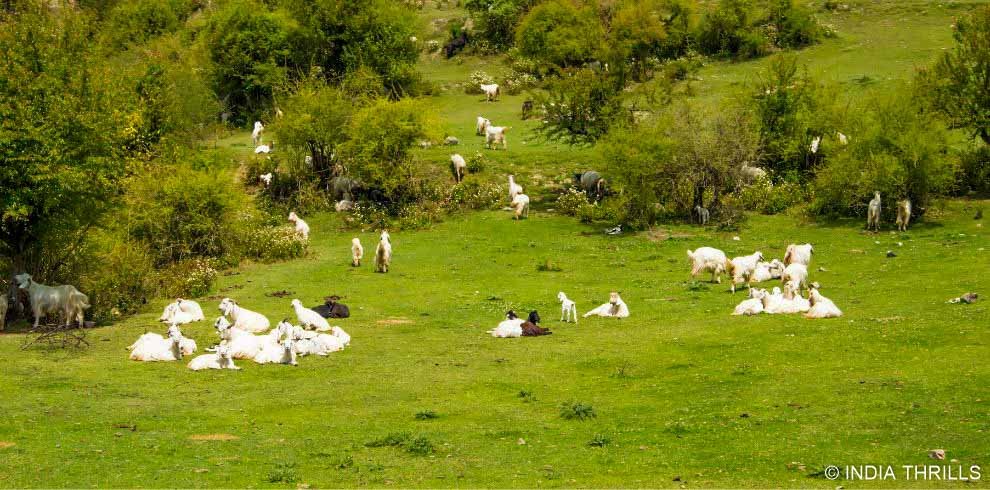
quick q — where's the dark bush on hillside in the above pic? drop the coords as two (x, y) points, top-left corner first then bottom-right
(464, 0), (539, 52)
(810, 93), (958, 219)
(958, 146), (990, 196)
(697, 0), (823, 59)
(534, 69), (629, 146)
(515, 0), (604, 75)
(101, 0), (197, 49)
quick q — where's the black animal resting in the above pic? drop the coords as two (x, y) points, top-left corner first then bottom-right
(444, 32), (469, 59)
(521, 310), (551, 336)
(311, 296), (350, 319)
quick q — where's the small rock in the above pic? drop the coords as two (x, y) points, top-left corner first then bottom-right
(443, 136), (459, 146)
(517, 438), (526, 445)
(732, 236), (741, 241)
(194, 469), (208, 474)
(897, 242), (903, 246)
(673, 476), (682, 482)
(951, 459), (960, 464)
(818, 267), (827, 272)
(929, 449), (946, 460)
(875, 240), (881, 245)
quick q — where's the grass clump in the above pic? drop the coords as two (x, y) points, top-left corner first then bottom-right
(588, 433), (612, 447)
(414, 410), (439, 420)
(265, 462), (299, 483)
(560, 401), (597, 421)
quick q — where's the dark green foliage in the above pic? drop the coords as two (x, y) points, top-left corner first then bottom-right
(515, 0), (603, 74)
(697, 0), (822, 59)
(265, 462), (299, 484)
(958, 146), (990, 196)
(534, 69), (629, 146)
(588, 433), (611, 447)
(916, 6), (990, 146)
(560, 401), (597, 420)
(415, 410), (439, 420)
(101, 0), (197, 49)
(464, 0), (539, 51)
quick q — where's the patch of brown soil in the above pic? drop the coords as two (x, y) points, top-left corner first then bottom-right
(647, 229), (693, 242)
(0, 442), (15, 449)
(188, 434), (239, 441)
(377, 318), (413, 325)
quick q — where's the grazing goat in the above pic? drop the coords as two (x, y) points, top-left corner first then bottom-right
(558, 292), (577, 323)
(218, 298), (270, 333)
(0, 294), (6, 331)
(292, 299), (330, 331)
(375, 230), (392, 273)
(574, 171), (607, 202)
(335, 200), (354, 212)
(732, 288), (766, 316)
(480, 83), (500, 102)
(686, 247), (728, 283)
(14, 273), (89, 328)
(511, 193), (530, 220)
(489, 311), (524, 338)
(130, 325), (184, 362)
(751, 259), (785, 283)
(351, 238), (364, 267)
(584, 292), (629, 318)
(694, 205), (709, 226)
(805, 288), (843, 319)
(896, 199), (912, 232)
(521, 311), (552, 336)
(252, 121), (264, 146)
(451, 154), (467, 183)
(867, 192), (882, 232)
(521, 100), (534, 119)
(783, 243), (814, 266)
(188, 343), (240, 371)
(288, 211), (310, 240)
(476, 116), (491, 135)
(781, 263), (809, 294)
(727, 251), (765, 293)
(740, 163), (767, 183)
(486, 126), (509, 150)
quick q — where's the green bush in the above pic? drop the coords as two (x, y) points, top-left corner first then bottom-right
(464, 0), (539, 52)
(958, 146), (990, 196)
(555, 188), (591, 216)
(515, 0), (604, 75)
(738, 179), (807, 214)
(155, 258), (219, 299)
(78, 237), (157, 324)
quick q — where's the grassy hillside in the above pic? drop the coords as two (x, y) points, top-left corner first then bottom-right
(1, 1), (989, 487)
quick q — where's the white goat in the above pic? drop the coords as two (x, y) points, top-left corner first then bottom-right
(727, 251), (765, 293)
(288, 211), (310, 240)
(896, 199), (912, 232)
(218, 298), (270, 333)
(253, 337), (298, 365)
(351, 237), (364, 267)
(284, 321), (344, 356)
(476, 116), (491, 135)
(775, 283), (810, 314)
(188, 343), (241, 371)
(254, 143), (271, 154)
(159, 302), (194, 325)
(805, 288), (843, 319)
(867, 192), (882, 232)
(837, 132), (849, 145)
(783, 243), (814, 266)
(260, 173), (273, 186)
(759, 287), (787, 314)
(489, 312), (524, 338)
(0, 294), (6, 331)
(810, 136), (822, 154)
(480, 83), (500, 102)
(584, 292), (629, 318)
(507, 174), (523, 200)
(781, 263), (809, 294)
(14, 273), (90, 328)
(252, 121), (264, 145)
(375, 230), (392, 273)
(732, 288), (766, 316)
(486, 126), (510, 150)
(331, 326), (351, 346)
(292, 299), (330, 331)
(686, 247), (728, 283)
(557, 292), (577, 323)
(751, 259), (785, 282)
(511, 193), (530, 220)
(129, 325), (184, 362)
(451, 154), (467, 183)
(214, 316), (279, 359)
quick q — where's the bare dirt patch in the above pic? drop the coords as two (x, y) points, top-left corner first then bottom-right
(188, 434), (239, 441)
(0, 442), (15, 449)
(647, 229), (693, 242)
(377, 318), (413, 325)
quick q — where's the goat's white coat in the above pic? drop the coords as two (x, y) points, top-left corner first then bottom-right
(686, 247), (728, 283)
(805, 289), (843, 318)
(351, 237), (364, 266)
(292, 299), (330, 331)
(751, 259), (785, 282)
(486, 126), (509, 150)
(476, 116), (491, 135)
(480, 84), (500, 102)
(867, 192), (882, 232)
(784, 243), (814, 266)
(188, 344), (240, 371)
(781, 263), (809, 293)
(732, 289), (766, 316)
(511, 193), (530, 220)
(728, 251), (765, 292)
(558, 292), (578, 323)
(14, 273), (89, 328)
(252, 121), (264, 145)
(218, 298), (270, 333)
(288, 212), (310, 240)
(130, 325), (184, 362)
(375, 230), (392, 273)
(584, 292), (629, 318)
(489, 317), (524, 338)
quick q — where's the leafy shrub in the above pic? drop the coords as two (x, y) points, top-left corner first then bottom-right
(464, 0), (539, 52)
(560, 401), (597, 420)
(155, 258), (219, 299)
(958, 146), (990, 196)
(500, 71), (539, 95)
(366, 432), (411, 448)
(737, 179), (807, 214)
(449, 181), (504, 210)
(102, 0), (197, 49)
(466, 152), (488, 174)
(265, 462), (299, 484)
(697, 0), (823, 59)
(536, 259), (563, 272)
(555, 188), (591, 216)
(465, 71), (497, 94)
(415, 410), (439, 420)
(588, 433), (612, 447)
(238, 225), (308, 262)
(535, 69), (629, 145)
(515, 0), (604, 75)
(405, 436), (436, 455)
(78, 238), (157, 323)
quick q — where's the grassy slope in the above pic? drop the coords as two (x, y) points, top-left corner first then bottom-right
(1, 1), (990, 487)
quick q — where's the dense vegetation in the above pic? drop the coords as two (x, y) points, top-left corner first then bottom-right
(1, 0), (988, 323)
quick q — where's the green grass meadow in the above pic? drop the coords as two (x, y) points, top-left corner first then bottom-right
(1, 1), (990, 487)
